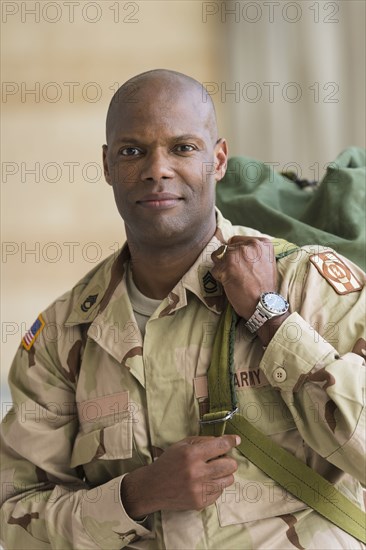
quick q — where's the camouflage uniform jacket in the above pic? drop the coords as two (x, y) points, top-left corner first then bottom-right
(1, 210), (365, 549)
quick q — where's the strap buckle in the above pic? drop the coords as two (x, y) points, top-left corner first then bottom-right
(199, 407), (238, 425)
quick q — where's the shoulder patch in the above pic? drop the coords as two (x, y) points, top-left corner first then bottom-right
(22, 314), (45, 350)
(309, 251), (363, 295)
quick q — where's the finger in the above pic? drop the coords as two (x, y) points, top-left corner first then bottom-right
(212, 240), (261, 266)
(216, 244), (227, 260)
(199, 435), (241, 462)
(211, 244), (238, 267)
(201, 474), (235, 498)
(228, 235), (271, 245)
(206, 456), (238, 479)
(178, 436), (215, 447)
(226, 237), (275, 263)
(200, 474), (236, 506)
(211, 244), (228, 263)
(211, 473), (236, 490)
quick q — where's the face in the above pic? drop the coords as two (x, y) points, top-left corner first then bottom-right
(103, 80), (228, 251)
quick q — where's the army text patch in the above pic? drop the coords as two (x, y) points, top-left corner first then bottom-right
(309, 251), (362, 295)
(234, 368), (269, 390)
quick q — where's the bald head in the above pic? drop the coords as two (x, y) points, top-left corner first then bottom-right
(106, 69), (218, 144)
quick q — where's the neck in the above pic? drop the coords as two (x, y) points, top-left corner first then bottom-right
(127, 222), (216, 300)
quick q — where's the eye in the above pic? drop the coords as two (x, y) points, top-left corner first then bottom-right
(174, 144), (196, 153)
(119, 147), (142, 156)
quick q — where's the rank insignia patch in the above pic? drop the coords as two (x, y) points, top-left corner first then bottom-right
(198, 267), (223, 298)
(202, 271), (218, 294)
(22, 314), (45, 350)
(81, 294), (98, 312)
(309, 251), (363, 295)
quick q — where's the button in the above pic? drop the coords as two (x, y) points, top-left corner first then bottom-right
(273, 367), (287, 382)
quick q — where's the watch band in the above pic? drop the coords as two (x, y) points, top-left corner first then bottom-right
(245, 308), (269, 333)
(245, 292), (289, 334)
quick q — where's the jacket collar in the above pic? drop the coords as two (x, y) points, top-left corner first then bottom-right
(64, 245), (130, 327)
(65, 208), (245, 327)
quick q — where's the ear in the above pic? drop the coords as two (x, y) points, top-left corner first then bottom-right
(102, 144), (112, 185)
(214, 138), (228, 182)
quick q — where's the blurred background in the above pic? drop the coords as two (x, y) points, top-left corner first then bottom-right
(1, 0), (365, 407)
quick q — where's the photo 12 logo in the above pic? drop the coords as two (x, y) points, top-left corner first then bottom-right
(1, 1), (140, 24)
(202, 81), (340, 104)
(202, 2), (340, 24)
(1, 81), (137, 104)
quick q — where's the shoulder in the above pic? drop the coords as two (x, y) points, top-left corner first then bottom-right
(14, 249), (126, 383)
(277, 245), (365, 292)
(39, 248), (125, 329)
(276, 246), (365, 349)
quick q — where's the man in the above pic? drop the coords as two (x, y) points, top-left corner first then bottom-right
(1, 69), (365, 549)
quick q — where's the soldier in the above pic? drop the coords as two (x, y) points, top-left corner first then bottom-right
(1, 69), (365, 549)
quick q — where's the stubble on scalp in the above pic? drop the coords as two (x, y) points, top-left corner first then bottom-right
(105, 69), (218, 145)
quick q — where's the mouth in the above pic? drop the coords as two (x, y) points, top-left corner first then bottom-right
(136, 193), (184, 210)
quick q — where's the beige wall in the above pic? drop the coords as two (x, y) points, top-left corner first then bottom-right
(1, 1), (225, 398)
(224, 0), (365, 175)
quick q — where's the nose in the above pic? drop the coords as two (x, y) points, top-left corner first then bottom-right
(140, 148), (175, 183)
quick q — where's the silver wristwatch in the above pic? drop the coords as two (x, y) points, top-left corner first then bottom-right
(244, 292), (289, 333)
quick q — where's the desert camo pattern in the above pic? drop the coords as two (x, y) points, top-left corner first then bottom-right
(1, 209), (365, 549)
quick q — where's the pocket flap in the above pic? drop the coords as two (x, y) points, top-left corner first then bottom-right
(70, 420), (132, 467)
(216, 475), (307, 526)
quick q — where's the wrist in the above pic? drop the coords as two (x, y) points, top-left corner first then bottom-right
(257, 311), (290, 346)
(243, 292), (289, 338)
(121, 466), (159, 519)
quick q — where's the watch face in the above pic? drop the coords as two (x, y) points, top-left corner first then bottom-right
(262, 292), (288, 314)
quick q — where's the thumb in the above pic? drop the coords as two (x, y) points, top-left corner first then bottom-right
(211, 244), (228, 263)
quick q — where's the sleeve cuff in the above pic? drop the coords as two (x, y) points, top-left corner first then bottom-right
(260, 312), (337, 392)
(81, 474), (152, 548)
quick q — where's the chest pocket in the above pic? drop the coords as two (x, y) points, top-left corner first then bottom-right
(70, 391), (133, 468)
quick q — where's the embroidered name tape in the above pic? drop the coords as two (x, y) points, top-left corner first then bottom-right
(234, 368), (269, 390)
(194, 369), (268, 397)
(309, 251), (362, 295)
(22, 314), (45, 350)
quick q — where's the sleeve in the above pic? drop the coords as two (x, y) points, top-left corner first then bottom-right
(0, 304), (151, 550)
(259, 249), (366, 484)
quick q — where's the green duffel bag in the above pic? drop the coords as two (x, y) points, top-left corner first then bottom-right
(216, 147), (366, 270)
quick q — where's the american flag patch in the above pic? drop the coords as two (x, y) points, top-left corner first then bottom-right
(22, 315), (45, 350)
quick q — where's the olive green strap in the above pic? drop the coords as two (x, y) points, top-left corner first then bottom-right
(201, 239), (297, 437)
(200, 304), (238, 437)
(226, 410), (366, 543)
(201, 238), (298, 437)
(201, 239), (366, 543)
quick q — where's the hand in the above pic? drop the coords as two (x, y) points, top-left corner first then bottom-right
(121, 435), (240, 518)
(211, 236), (277, 320)
(211, 236), (290, 345)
